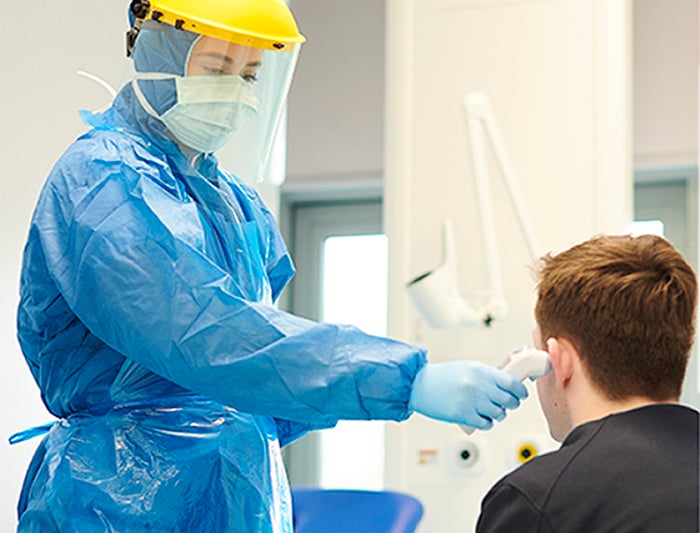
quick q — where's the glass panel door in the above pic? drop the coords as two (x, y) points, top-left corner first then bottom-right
(318, 234), (388, 489)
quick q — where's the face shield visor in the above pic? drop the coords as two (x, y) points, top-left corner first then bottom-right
(185, 37), (299, 184)
(127, 0), (303, 183)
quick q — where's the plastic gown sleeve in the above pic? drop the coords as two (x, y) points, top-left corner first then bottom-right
(35, 134), (426, 425)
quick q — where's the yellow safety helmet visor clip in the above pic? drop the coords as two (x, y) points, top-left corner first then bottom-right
(127, 0), (305, 56)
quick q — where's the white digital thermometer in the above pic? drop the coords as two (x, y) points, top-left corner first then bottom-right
(460, 346), (551, 435)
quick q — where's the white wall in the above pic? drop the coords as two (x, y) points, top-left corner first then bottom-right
(634, 0), (698, 168)
(285, 0), (699, 180)
(285, 0), (386, 185)
(0, 1), (132, 526)
(383, 1), (632, 530)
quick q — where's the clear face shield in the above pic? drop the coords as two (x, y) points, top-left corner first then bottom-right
(128, 1), (303, 184)
(182, 36), (300, 183)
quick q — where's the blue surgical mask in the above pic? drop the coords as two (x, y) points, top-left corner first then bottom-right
(132, 73), (259, 153)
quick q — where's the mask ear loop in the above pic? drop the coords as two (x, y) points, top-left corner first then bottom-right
(132, 32), (200, 118)
(131, 75), (164, 119)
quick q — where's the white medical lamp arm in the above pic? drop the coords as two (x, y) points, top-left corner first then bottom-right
(463, 94), (507, 320)
(469, 93), (543, 259)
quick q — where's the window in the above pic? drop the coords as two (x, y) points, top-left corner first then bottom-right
(627, 219), (664, 237)
(319, 234), (388, 489)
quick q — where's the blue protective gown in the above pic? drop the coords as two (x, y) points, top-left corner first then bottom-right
(15, 77), (426, 532)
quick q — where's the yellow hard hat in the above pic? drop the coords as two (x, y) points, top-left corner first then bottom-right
(129, 0), (305, 51)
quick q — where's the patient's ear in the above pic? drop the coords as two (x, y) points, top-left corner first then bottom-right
(546, 337), (575, 389)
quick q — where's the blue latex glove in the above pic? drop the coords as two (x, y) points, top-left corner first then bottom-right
(409, 361), (528, 429)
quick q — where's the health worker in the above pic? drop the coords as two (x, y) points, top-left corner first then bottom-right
(13, 1), (528, 531)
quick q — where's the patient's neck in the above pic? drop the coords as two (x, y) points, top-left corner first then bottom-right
(568, 380), (677, 431)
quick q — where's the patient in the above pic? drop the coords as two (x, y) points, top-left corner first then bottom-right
(476, 234), (699, 532)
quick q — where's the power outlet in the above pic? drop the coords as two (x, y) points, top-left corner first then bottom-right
(450, 437), (486, 475)
(508, 433), (557, 469)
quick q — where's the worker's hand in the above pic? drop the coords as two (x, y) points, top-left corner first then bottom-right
(409, 361), (528, 429)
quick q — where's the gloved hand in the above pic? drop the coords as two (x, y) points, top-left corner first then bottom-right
(409, 361), (528, 429)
